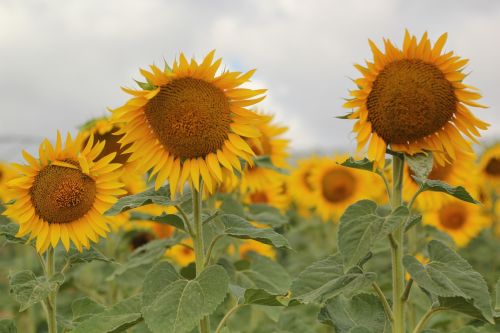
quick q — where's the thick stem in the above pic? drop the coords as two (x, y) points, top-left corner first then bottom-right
(192, 184), (210, 333)
(45, 247), (58, 333)
(391, 154), (405, 333)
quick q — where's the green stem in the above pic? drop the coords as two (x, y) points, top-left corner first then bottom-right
(192, 184), (210, 333)
(372, 282), (394, 322)
(45, 247), (58, 333)
(391, 154), (405, 333)
(412, 307), (446, 333)
(215, 304), (245, 333)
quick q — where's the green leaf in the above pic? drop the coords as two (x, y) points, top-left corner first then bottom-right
(0, 319), (16, 333)
(0, 224), (26, 244)
(338, 200), (409, 268)
(412, 177), (479, 204)
(105, 186), (190, 216)
(243, 288), (287, 306)
(341, 157), (374, 172)
(405, 214), (422, 232)
(108, 236), (182, 280)
(142, 261), (181, 305)
(219, 195), (245, 217)
(234, 253), (291, 295)
(496, 278), (500, 312)
(318, 293), (386, 333)
(404, 240), (494, 323)
(253, 155), (289, 174)
(72, 297), (105, 323)
(142, 265), (229, 333)
(246, 204), (288, 228)
(65, 247), (112, 266)
(71, 295), (143, 333)
(406, 152), (433, 179)
(220, 214), (290, 249)
(152, 213), (186, 231)
(9, 270), (64, 311)
(290, 254), (376, 304)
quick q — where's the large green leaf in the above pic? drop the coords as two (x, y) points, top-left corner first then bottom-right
(338, 200), (409, 268)
(290, 254), (376, 304)
(64, 246), (112, 266)
(71, 297), (106, 323)
(243, 288), (287, 306)
(404, 240), (494, 323)
(108, 236), (182, 280)
(142, 261), (181, 305)
(71, 295), (143, 333)
(220, 214), (290, 249)
(406, 152), (433, 179)
(412, 177), (478, 204)
(105, 186), (190, 216)
(233, 253), (291, 295)
(9, 270), (64, 311)
(246, 204), (288, 228)
(495, 278), (500, 312)
(0, 319), (16, 333)
(142, 265), (229, 333)
(318, 294), (387, 333)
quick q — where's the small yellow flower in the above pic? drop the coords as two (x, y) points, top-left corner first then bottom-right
(166, 239), (195, 267)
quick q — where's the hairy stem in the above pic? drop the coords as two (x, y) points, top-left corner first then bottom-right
(215, 304), (245, 333)
(45, 247), (58, 333)
(391, 154), (405, 333)
(412, 307), (446, 333)
(372, 282), (394, 322)
(192, 184), (210, 333)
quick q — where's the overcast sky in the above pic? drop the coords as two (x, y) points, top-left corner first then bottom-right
(1, 0), (499, 160)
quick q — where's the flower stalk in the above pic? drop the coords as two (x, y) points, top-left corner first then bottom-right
(44, 247), (58, 333)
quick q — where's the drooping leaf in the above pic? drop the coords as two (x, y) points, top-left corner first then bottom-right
(404, 240), (494, 323)
(105, 186), (190, 216)
(9, 270), (64, 311)
(243, 288), (288, 306)
(108, 236), (182, 280)
(412, 177), (478, 204)
(246, 204), (288, 228)
(220, 214), (290, 249)
(142, 265), (229, 333)
(71, 297), (106, 323)
(290, 254), (376, 304)
(71, 295), (143, 333)
(65, 246), (112, 266)
(233, 253), (291, 295)
(0, 224), (26, 244)
(0, 319), (16, 333)
(338, 200), (409, 268)
(406, 152), (433, 179)
(318, 294), (386, 333)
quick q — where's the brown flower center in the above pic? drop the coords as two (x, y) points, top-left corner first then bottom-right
(321, 169), (356, 203)
(485, 157), (500, 176)
(439, 203), (467, 230)
(90, 127), (132, 165)
(31, 162), (96, 223)
(249, 191), (269, 204)
(367, 59), (457, 144)
(130, 232), (155, 250)
(145, 78), (232, 159)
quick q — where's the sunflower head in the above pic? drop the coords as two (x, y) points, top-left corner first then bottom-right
(112, 51), (266, 197)
(5, 132), (124, 253)
(166, 239), (195, 267)
(423, 199), (490, 247)
(479, 143), (500, 193)
(0, 162), (17, 203)
(237, 239), (276, 260)
(243, 180), (290, 211)
(288, 156), (320, 211)
(344, 31), (489, 168)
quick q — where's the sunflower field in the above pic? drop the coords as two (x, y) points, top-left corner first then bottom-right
(1, 31), (500, 333)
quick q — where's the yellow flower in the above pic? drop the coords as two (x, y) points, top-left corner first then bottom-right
(166, 238), (195, 267)
(240, 113), (290, 192)
(111, 51), (266, 196)
(344, 31), (488, 169)
(478, 143), (500, 193)
(0, 162), (17, 203)
(5, 132), (125, 253)
(423, 199), (490, 247)
(310, 155), (375, 222)
(243, 181), (289, 211)
(288, 156), (321, 211)
(238, 239), (276, 260)
(403, 150), (476, 211)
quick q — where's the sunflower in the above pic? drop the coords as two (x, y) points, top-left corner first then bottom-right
(423, 199), (490, 247)
(478, 143), (500, 193)
(240, 113), (290, 192)
(288, 156), (321, 212)
(344, 31), (489, 169)
(111, 51), (266, 196)
(237, 239), (276, 260)
(80, 117), (145, 194)
(4, 132), (125, 253)
(243, 181), (289, 211)
(165, 238), (195, 267)
(0, 162), (17, 203)
(310, 155), (372, 222)
(403, 150), (476, 211)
